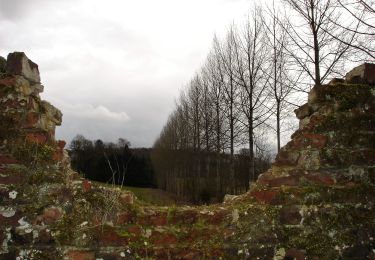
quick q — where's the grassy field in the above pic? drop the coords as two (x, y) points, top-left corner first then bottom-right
(92, 181), (187, 206)
(123, 186), (187, 206)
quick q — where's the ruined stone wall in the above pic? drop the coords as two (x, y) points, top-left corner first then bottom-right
(0, 52), (62, 144)
(0, 54), (374, 259)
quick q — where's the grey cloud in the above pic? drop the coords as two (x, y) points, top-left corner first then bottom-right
(0, 0), (254, 147)
(0, 0), (65, 20)
(0, 0), (29, 19)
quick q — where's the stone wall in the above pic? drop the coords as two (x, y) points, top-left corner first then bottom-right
(0, 52), (62, 144)
(0, 54), (374, 259)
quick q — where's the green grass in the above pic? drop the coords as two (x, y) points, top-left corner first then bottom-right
(91, 180), (187, 206)
(124, 186), (182, 206)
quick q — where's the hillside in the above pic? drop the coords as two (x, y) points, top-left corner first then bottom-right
(0, 53), (374, 259)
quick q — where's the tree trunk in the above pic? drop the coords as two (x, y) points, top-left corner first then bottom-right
(276, 102), (281, 152)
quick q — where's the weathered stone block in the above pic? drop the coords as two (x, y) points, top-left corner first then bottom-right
(30, 83), (44, 96)
(308, 85), (325, 104)
(295, 103), (311, 119)
(6, 52), (41, 83)
(328, 78), (345, 85)
(274, 150), (300, 166)
(14, 76), (32, 97)
(36, 206), (63, 224)
(40, 100), (62, 126)
(298, 150), (321, 170)
(119, 191), (134, 204)
(279, 206), (302, 225)
(346, 63), (375, 85)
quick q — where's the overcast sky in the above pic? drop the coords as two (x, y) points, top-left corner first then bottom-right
(0, 0), (258, 147)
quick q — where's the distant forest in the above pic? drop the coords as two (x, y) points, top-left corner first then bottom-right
(69, 135), (270, 203)
(69, 135), (155, 188)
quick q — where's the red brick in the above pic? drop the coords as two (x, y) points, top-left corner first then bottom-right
(119, 192), (134, 204)
(82, 179), (92, 193)
(150, 213), (168, 226)
(57, 140), (66, 149)
(257, 171), (274, 186)
(170, 209), (198, 225)
(0, 174), (23, 185)
(24, 112), (39, 128)
(302, 114), (326, 131)
(96, 226), (128, 246)
(151, 231), (177, 246)
(2, 99), (22, 109)
(294, 133), (328, 149)
(25, 132), (48, 144)
(66, 250), (95, 260)
(305, 174), (335, 186)
(139, 213), (168, 226)
(36, 207), (62, 224)
(0, 155), (18, 164)
(127, 225), (142, 236)
(268, 176), (300, 188)
(176, 250), (200, 260)
(202, 210), (228, 225)
(0, 76), (16, 87)
(52, 149), (63, 162)
(184, 228), (213, 243)
(285, 248), (306, 260)
(116, 212), (134, 225)
(250, 190), (279, 204)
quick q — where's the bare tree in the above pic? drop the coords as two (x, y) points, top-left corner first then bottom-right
(263, 1), (296, 152)
(334, 0), (375, 59)
(203, 48), (226, 195)
(282, 0), (354, 86)
(233, 7), (272, 181)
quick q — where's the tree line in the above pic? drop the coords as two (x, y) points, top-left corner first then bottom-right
(151, 0), (374, 202)
(69, 135), (155, 188)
